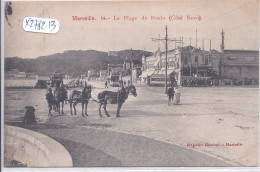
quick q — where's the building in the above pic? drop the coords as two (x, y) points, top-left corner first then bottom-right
(211, 30), (259, 85)
(211, 49), (259, 85)
(181, 46), (213, 77)
(99, 70), (107, 81)
(107, 64), (123, 76)
(6, 69), (21, 78)
(87, 69), (99, 78)
(140, 46), (210, 86)
(15, 72), (27, 78)
(141, 30), (259, 86)
(36, 75), (50, 80)
(123, 58), (142, 83)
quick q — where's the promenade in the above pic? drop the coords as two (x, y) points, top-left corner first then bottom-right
(4, 81), (259, 166)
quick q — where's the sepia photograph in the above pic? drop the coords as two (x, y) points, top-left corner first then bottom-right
(2, 0), (259, 170)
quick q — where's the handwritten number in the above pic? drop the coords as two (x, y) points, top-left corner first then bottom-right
(24, 17), (58, 33)
(35, 20), (38, 30)
(30, 20), (34, 28)
(41, 21), (45, 30)
(49, 20), (56, 32)
(37, 20), (42, 30)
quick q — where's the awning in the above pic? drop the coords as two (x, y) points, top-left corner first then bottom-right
(139, 71), (147, 78)
(151, 74), (166, 78)
(147, 70), (155, 76)
(182, 76), (211, 79)
(139, 70), (155, 78)
(153, 69), (175, 76)
(223, 63), (258, 66)
(151, 73), (175, 79)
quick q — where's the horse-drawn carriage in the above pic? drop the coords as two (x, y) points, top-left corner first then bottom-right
(50, 72), (63, 88)
(47, 78), (137, 117)
(109, 74), (120, 87)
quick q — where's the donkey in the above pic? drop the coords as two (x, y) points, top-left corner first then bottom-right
(97, 85), (137, 117)
(68, 84), (92, 117)
(53, 85), (68, 114)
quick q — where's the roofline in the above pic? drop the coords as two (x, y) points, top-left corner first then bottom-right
(224, 49), (259, 53)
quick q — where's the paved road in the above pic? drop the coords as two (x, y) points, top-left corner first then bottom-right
(5, 84), (258, 166)
(7, 122), (231, 167)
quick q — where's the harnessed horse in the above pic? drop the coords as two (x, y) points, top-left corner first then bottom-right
(68, 84), (92, 116)
(97, 85), (137, 117)
(53, 85), (68, 114)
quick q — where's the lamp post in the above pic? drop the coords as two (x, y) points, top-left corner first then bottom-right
(165, 25), (168, 93)
(151, 26), (182, 93)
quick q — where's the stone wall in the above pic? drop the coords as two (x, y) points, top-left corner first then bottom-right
(4, 125), (73, 167)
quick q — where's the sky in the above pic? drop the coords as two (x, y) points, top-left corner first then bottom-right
(4, 0), (259, 59)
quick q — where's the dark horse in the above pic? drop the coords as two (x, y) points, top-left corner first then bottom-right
(97, 85), (137, 117)
(53, 85), (68, 114)
(68, 84), (92, 116)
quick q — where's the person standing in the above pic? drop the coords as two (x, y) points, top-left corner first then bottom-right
(105, 80), (108, 88)
(118, 80), (126, 98)
(167, 86), (175, 106)
(46, 88), (54, 115)
(170, 77), (176, 87)
(173, 87), (181, 104)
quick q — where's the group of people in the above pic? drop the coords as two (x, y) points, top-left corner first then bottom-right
(181, 79), (213, 87)
(45, 81), (67, 115)
(167, 85), (181, 106)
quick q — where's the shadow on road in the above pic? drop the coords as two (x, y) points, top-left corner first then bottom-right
(51, 137), (123, 167)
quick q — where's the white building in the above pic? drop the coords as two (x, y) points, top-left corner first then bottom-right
(140, 48), (182, 86)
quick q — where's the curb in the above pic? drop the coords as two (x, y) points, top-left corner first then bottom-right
(4, 125), (73, 167)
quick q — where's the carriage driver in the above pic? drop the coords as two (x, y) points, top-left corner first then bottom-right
(46, 88), (54, 115)
(118, 80), (126, 98)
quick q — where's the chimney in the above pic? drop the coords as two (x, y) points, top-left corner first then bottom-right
(220, 29), (225, 53)
(210, 39), (211, 51)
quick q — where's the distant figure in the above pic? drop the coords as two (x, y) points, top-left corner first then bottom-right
(51, 79), (55, 87)
(105, 80), (108, 88)
(173, 87), (181, 104)
(123, 80), (126, 86)
(45, 82), (51, 93)
(128, 80), (130, 86)
(119, 80), (125, 93)
(171, 77), (176, 87)
(76, 79), (79, 87)
(118, 80), (123, 88)
(23, 106), (36, 124)
(45, 88), (54, 115)
(167, 86), (175, 106)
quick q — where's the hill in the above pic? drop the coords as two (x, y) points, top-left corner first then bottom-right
(5, 49), (153, 76)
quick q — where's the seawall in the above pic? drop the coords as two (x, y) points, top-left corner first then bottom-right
(4, 125), (73, 167)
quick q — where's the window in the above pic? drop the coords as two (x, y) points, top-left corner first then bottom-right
(184, 56), (188, 64)
(205, 57), (208, 65)
(244, 57), (255, 61)
(227, 56), (237, 60)
(195, 56), (198, 63)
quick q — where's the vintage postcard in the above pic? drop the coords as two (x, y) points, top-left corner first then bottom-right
(2, 0), (259, 170)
